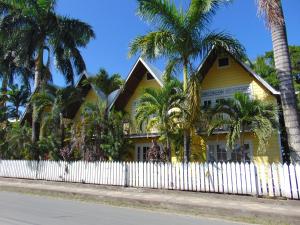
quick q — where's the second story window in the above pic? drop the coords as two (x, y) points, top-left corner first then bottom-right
(218, 57), (229, 68)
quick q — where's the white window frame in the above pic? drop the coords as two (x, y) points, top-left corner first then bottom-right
(206, 140), (253, 163)
(201, 85), (253, 107)
(135, 143), (163, 162)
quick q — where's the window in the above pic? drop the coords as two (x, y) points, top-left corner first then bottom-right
(207, 141), (252, 163)
(146, 72), (154, 80)
(203, 100), (212, 108)
(137, 146), (149, 162)
(218, 57), (229, 68)
(207, 143), (227, 162)
(230, 143), (251, 163)
(216, 98), (225, 105)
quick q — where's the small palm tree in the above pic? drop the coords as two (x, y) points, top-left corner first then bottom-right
(207, 92), (278, 162)
(0, 0), (95, 145)
(75, 102), (107, 161)
(32, 84), (82, 149)
(135, 79), (184, 161)
(130, 0), (245, 162)
(6, 84), (30, 120)
(257, 0), (300, 160)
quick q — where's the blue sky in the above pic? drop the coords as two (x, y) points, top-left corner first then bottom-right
(52, 0), (300, 86)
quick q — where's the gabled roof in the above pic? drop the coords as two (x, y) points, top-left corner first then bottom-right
(109, 57), (164, 110)
(198, 46), (280, 96)
(20, 72), (107, 124)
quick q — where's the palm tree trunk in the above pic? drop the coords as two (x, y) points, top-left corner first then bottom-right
(32, 47), (43, 159)
(1, 75), (8, 107)
(183, 62), (190, 163)
(166, 135), (171, 162)
(60, 113), (65, 149)
(240, 129), (245, 163)
(270, 5), (300, 162)
(16, 104), (19, 120)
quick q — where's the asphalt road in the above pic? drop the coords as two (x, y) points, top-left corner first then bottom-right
(0, 192), (246, 225)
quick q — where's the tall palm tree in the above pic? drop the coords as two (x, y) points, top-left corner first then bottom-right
(129, 0), (245, 162)
(87, 68), (123, 96)
(135, 79), (184, 161)
(0, 0), (95, 146)
(6, 84), (30, 120)
(257, 0), (300, 161)
(207, 92), (278, 162)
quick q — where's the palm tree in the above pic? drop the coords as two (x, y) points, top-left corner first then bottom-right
(0, 35), (33, 108)
(207, 92), (278, 162)
(76, 102), (107, 161)
(87, 69), (123, 96)
(135, 79), (184, 161)
(257, 0), (300, 161)
(129, 0), (245, 162)
(0, 0), (95, 146)
(32, 84), (82, 150)
(6, 84), (30, 120)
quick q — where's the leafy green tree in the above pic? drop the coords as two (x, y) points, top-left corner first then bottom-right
(101, 110), (132, 161)
(251, 46), (300, 91)
(207, 92), (278, 162)
(135, 79), (184, 161)
(72, 102), (107, 161)
(6, 84), (30, 119)
(87, 69), (123, 96)
(1, 122), (33, 159)
(0, 0), (95, 146)
(130, 0), (245, 162)
(257, 0), (300, 160)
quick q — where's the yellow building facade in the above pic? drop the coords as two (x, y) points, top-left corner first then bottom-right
(69, 50), (282, 164)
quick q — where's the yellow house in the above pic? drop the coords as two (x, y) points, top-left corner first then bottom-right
(192, 48), (282, 164)
(109, 57), (164, 161)
(108, 49), (282, 164)
(21, 49), (283, 164)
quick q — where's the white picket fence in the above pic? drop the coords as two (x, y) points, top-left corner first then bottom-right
(0, 160), (299, 200)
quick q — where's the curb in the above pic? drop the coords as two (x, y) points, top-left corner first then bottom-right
(0, 178), (299, 225)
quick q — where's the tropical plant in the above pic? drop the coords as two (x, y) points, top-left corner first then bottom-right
(257, 0), (300, 161)
(0, 34), (33, 108)
(72, 102), (107, 161)
(101, 110), (132, 161)
(130, 0), (245, 162)
(207, 92), (278, 162)
(87, 69), (123, 96)
(0, 0), (95, 146)
(135, 79), (184, 161)
(31, 84), (82, 151)
(250, 46), (300, 91)
(6, 84), (30, 119)
(1, 122), (33, 159)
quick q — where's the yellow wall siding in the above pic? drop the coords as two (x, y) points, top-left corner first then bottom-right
(124, 74), (161, 134)
(199, 55), (281, 163)
(73, 89), (100, 124)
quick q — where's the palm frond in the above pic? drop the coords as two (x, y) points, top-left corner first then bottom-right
(137, 0), (183, 32)
(257, 0), (284, 27)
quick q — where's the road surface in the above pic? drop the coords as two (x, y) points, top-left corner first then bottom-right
(0, 191), (246, 225)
